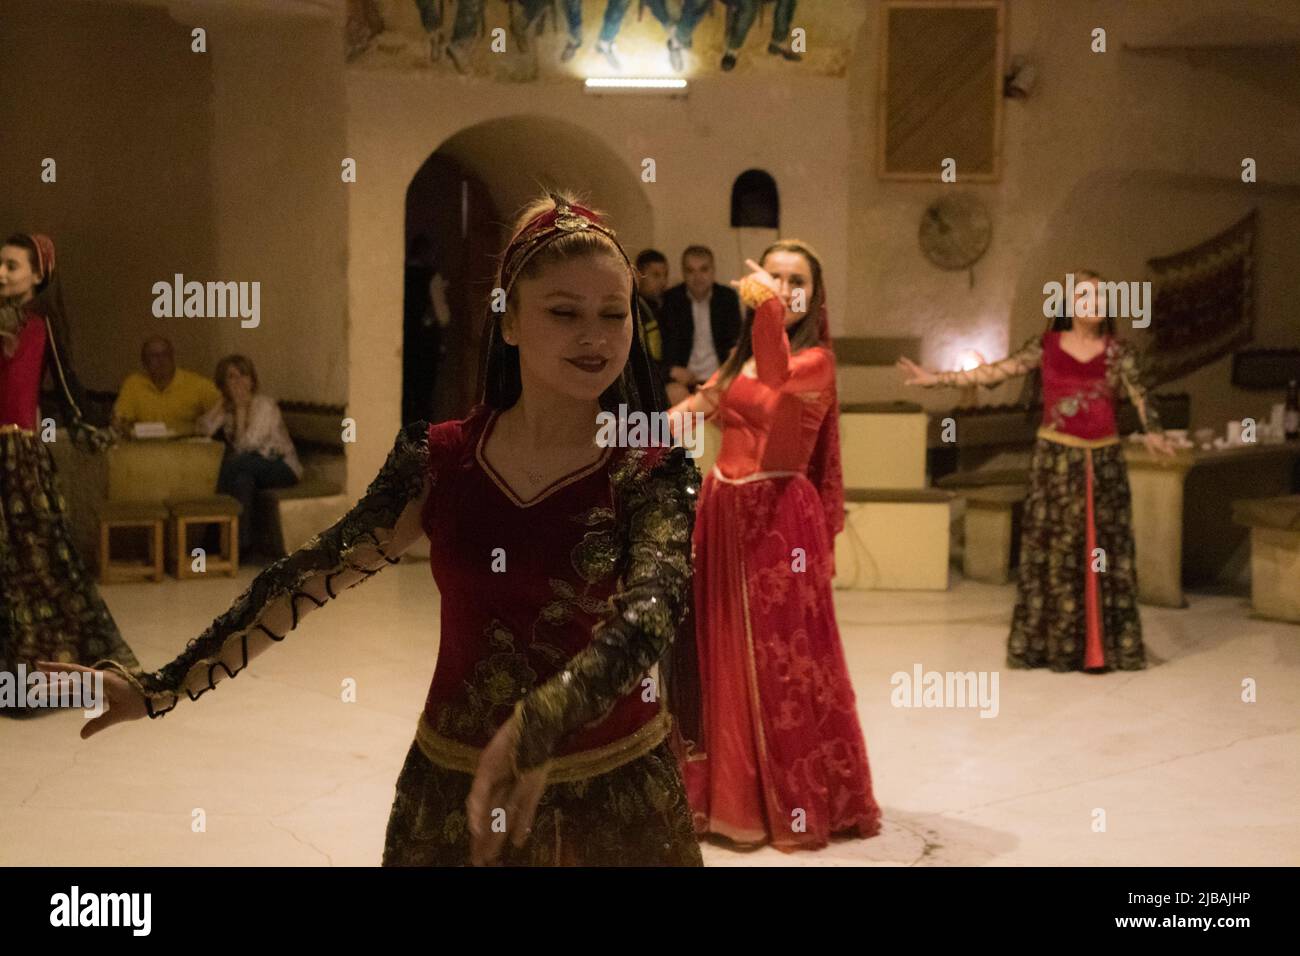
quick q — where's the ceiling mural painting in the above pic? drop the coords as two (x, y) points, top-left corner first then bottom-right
(347, 0), (852, 78)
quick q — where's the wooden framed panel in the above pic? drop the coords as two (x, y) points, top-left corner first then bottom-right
(878, 0), (1006, 181)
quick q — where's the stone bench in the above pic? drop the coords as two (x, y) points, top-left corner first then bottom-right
(834, 488), (954, 591)
(962, 484), (1029, 585)
(1232, 494), (1300, 624)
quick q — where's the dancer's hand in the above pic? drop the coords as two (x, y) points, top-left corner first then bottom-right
(896, 356), (939, 387)
(466, 715), (549, 865)
(1142, 431), (1177, 458)
(730, 258), (782, 309)
(34, 661), (149, 738)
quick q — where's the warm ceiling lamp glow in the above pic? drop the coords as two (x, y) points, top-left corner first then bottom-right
(958, 349), (987, 372)
(583, 77), (688, 94)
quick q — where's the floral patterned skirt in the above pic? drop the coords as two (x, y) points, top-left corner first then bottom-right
(0, 429), (141, 719)
(381, 738), (703, 866)
(1008, 437), (1146, 672)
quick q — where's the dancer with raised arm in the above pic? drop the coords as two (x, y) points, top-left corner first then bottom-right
(669, 241), (881, 851)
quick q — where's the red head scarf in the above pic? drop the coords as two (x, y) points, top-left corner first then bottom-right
(27, 234), (56, 283)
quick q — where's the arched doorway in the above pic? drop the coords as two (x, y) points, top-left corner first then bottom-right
(403, 156), (500, 426)
(403, 115), (655, 426)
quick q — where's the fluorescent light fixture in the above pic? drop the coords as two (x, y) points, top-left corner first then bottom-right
(583, 77), (688, 95)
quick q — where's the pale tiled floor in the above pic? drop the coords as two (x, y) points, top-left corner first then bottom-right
(2, 564), (1296, 867)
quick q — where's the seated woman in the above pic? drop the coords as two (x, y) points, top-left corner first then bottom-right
(198, 354), (301, 555)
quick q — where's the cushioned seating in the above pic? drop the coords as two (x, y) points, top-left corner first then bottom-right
(1233, 495), (1300, 531)
(254, 448), (346, 556)
(167, 495), (242, 517)
(1232, 495), (1300, 623)
(936, 468), (1030, 490)
(101, 501), (172, 522)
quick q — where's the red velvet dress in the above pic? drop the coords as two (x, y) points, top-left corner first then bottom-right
(684, 297), (882, 849)
(130, 406), (704, 864)
(0, 313), (46, 429)
(420, 406), (662, 754)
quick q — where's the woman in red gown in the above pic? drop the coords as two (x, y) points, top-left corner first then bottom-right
(669, 241), (882, 850)
(2, 233), (140, 718)
(42, 193), (703, 866)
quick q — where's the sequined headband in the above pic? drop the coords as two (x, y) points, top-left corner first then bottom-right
(497, 194), (634, 299)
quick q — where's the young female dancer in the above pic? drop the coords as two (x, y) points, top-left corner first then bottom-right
(898, 272), (1174, 671)
(669, 240), (882, 850)
(1, 233), (140, 718)
(42, 194), (703, 866)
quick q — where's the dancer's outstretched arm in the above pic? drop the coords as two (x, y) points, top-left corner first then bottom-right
(667, 370), (722, 429)
(44, 421), (433, 730)
(897, 335), (1043, 390)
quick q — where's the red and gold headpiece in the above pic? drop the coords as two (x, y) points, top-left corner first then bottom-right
(497, 193), (633, 299)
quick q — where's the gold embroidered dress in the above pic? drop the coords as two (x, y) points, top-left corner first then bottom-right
(120, 406), (703, 865)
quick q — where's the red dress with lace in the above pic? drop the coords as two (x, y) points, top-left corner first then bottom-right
(684, 297), (882, 849)
(418, 405), (661, 754)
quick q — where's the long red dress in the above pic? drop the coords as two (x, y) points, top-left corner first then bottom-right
(683, 296), (882, 849)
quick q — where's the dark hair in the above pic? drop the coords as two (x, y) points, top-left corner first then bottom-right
(681, 245), (714, 266)
(1050, 269), (1117, 336)
(480, 191), (664, 415)
(214, 354), (260, 401)
(714, 239), (826, 393)
(635, 248), (667, 271)
(3, 234), (46, 287)
(4, 232), (72, 357)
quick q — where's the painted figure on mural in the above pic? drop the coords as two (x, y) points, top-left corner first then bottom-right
(721, 0), (802, 71)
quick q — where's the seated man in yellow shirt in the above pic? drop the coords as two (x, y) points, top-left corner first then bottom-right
(112, 336), (222, 436)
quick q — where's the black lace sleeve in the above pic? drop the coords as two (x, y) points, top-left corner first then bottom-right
(132, 421), (431, 717)
(512, 445), (700, 771)
(1111, 339), (1164, 435)
(932, 334), (1043, 389)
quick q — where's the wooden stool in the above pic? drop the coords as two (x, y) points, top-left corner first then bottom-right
(98, 501), (168, 583)
(963, 485), (1029, 584)
(167, 495), (242, 579)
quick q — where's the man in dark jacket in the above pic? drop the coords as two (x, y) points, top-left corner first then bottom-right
(659, 245), (742, 404)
